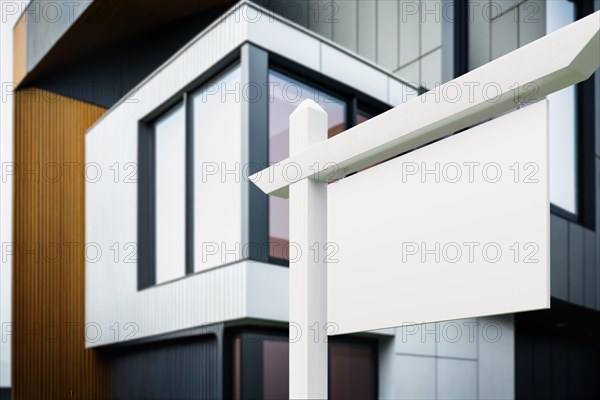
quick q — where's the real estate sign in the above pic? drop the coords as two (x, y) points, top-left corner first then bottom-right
(327, 101), (549, 335)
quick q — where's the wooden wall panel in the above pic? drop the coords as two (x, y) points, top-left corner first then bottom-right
(13, 88), (109, 399)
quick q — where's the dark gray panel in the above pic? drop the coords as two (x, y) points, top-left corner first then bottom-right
(583, 228), (597, 309)
(34, 7), (231, 108)
(550, 215), (569, 301)
(569, 223), (585, 306)
(111, 336), (218, 400)
(25, 0), (88, 71)
(357, 0), (377, 61)
(242, 44), (269, 262)
(596, 158), (600, 311)
(137, 121), (156, 290)
(592, 1), (599, 157)
(0, 388), (9, 400)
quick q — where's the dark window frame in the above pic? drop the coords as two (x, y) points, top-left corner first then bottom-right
(543, 0), (596, 229)
(573, 0), (597, 231)
(137, 49), (241, 291)
(138, 99), (188, 290)
(266, 53), (393, 266)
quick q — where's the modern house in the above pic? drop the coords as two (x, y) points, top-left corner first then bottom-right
(0, 1), (599, 399)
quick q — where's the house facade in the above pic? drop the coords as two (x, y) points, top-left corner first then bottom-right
(0, 1), (599, 399)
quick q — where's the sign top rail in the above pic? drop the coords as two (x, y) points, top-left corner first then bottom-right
(250, 11), (599, 199)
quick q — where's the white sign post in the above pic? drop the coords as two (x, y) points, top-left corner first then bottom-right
(288, 100), (328, 399)
(249, 11), (599, 400)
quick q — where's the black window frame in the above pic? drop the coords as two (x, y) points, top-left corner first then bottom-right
(547, 0), (596, 230)
(572, 0), (597, 231)
(137, 49), (241, 291)
(266, 53), (393, 266)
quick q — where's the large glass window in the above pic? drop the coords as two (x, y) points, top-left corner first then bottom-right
(154, 103), (186, 284)
(192, 65), (242, 271)
(547, 0), (577, 214)
(140, 64), (242, 289)
(268, 70), (346, 260)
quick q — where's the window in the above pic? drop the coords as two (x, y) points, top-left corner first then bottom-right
(547, 0), (577, 215)
(268, 70), (346, 260)
(138, 63), (242, 289)
(191, 65), (242, 271)
(329, 339), (378, 400)
(356, 110), (372, 125)
(227, 329), (377, 399)
(154, 103), (186, 284)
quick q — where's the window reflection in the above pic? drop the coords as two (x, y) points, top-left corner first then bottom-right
(192, 65), (242, 271)
(154, 103), (186, 284)
(268, 70), (346, 260)
(547, 0), (577, 214)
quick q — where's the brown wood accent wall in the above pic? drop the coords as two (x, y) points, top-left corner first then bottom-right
(13, 88), (110, 399)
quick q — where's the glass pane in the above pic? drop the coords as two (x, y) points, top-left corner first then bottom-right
(263, 340), (289, 400)
(547, 0), (577, 214)
(192, 65), (242, 271)
(356, 110), (371, 125)
(329, 341), (376, 400)
(268, 70), (346, 260)
(155, 103), (186, 284)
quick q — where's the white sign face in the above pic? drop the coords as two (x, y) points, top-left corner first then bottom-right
(327, 101), (549, 335)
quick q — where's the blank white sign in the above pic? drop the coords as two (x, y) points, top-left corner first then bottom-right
(327, 101), (549, 335)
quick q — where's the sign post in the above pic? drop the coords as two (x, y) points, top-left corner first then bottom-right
(288, 100), (328, 399)
(249, 11), (599, 400)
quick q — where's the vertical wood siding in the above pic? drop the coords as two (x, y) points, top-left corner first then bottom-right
(13, 88), (110, 399)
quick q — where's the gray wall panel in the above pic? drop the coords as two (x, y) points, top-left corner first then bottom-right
(437, 359), (478, 400)
(420, 0), (442, 54)
(26, 0), (90, 71)
(550, 215), (569, 301)
(377, 0), (399, 71)
(568, 223), (585, 306)
(308, 0), (334, 40)
(468, 0), (490, 70)
(478, 315), (515, 400)
(518, 0), (546, 47)
(583, 228), (596, 309)
(399, 0), (420, 67)
(357, 0), (377, 61)
(333, 0), (358, 53)
(491, 8), (518, 60)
